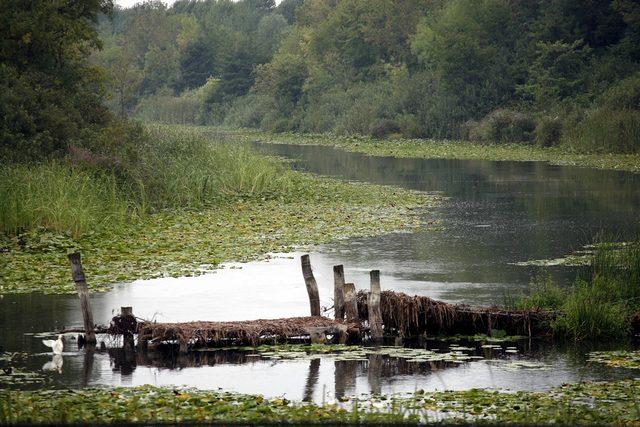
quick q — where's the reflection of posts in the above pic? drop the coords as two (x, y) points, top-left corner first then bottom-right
(301, 255), (321, 316)
(367, 354), (382, 395)
(303, 358), (321, 402)
(334, 360), (357, 400)
(68, 252), (96, 345)
(82, 346), (95, 387)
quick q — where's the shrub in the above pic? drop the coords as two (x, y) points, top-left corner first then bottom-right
(467, 109), (536, 143)
(535, 116), (563, 147)
(368, 119), (401, 139)
(563, 108), (640, 153)
(599, 72), (640, 110)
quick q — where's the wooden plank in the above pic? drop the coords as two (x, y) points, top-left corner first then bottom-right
(68, 252), (96, 345)
(368, 270), (383, 342)
(301, 254), (321, 316)
(333, 265), (346, 320)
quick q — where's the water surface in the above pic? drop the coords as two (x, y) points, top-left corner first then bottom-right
(2, 143), (639, 401)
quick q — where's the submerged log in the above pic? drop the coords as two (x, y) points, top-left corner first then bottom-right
(357, 290), (555, 338)
(137, 316), (360, 349)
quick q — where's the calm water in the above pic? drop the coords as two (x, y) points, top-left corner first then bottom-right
(1, 143), (639, 401)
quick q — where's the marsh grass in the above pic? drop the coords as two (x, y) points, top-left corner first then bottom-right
(518, 240), (640, 340)
(0, 162), (130, 238)
(0, 126), (302, 238)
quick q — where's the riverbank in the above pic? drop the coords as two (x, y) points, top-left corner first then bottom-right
(2, 379), (638, 424)
(0, 129), (440, 294)
(212, 127), (640, 173)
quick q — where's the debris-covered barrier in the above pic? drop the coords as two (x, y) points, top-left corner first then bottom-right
(356, 290), (556, 338)
(136, 317), (361, 350)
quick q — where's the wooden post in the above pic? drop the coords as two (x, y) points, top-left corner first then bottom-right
(343, 283), (358, 323)
(368, 270), (383, 343)
(333, 265), (345, 320)
(121, 307), (135, 351)
(301, 254), (321, 316)
(68, 252), (96, 345)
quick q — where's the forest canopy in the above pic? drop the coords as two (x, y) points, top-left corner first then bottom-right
(2, 0), (639, 157)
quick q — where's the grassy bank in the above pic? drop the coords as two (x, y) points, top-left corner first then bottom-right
(2, 379), (639, 424)
(0, 127), (440, 294)
(213, 127), (640, 173)
(516, 241), (640, 341)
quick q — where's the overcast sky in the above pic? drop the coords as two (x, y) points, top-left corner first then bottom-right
(115, 0), (281, 8)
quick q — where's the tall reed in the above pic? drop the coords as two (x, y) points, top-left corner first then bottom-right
(0, 162), (130, 237)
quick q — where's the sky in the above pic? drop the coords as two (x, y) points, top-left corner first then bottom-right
(115, 0), (281, 8)
(116, 0), (178, 7)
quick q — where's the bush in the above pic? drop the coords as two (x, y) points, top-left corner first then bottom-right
(467, 109), (536, 143)
(368, 119), (401, 139)
(563, 108), (640, 153)
(535, 116), (563, 147)
(599, 72), (640, 110)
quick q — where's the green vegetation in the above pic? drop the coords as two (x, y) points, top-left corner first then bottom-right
(2, 380), (640, 424)
(99, 0), (640, 155)
(517, 241), (640, 340)
(588, 350), (640, 369)
(0, 127), (437, 295)
(213, 127), (640, 173)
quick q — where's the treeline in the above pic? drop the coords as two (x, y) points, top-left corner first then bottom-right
(99, 0), (640, 153)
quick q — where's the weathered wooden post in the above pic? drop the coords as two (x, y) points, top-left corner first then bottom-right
(120, 307), (135, 351)
(68, 252), (96, 345)
(343, 283), (359, 323)
(368, 270), (383, 343)
(333, 265), (346, 320)
(301, 254), (321, 316)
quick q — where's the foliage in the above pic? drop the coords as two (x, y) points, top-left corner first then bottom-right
(0, 126), (438, 294)
(535, 116), (563, 147)
(465, 109), (536, 144)
(0, 0), (114, 162)
(223, 127), (640, 173)
(562, 108), (640, 154)
(2, 380), (640, 424)
(517, 240), (640, 340)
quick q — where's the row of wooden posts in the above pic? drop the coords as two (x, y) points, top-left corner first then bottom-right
(66, 252), (383, 347)
(301, 254), (383, 342)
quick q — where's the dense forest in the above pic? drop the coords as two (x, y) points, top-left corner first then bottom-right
(92, 0), (640, 153)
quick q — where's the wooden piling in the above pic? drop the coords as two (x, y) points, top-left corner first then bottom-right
(368, 270), (383, 342)
(343, 283), (359, 323)
(333, 265), (345, 320)
(121, 307), (135, 351)
(68, 252), (96, 345)
(301, 254), (321, 316)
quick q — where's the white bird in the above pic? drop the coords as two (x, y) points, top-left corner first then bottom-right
(42, 335), (63, 354)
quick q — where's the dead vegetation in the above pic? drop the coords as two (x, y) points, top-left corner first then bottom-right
(357, 290), (555, 338)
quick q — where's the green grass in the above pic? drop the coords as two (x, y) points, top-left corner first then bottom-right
(0, 162), (130, 238)
(517, 241), (640, 340)
(212, 126), (640, 173)
(0, 126), (440, 294)
(1, 380), (639, 424)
